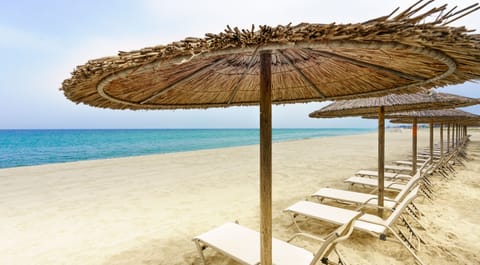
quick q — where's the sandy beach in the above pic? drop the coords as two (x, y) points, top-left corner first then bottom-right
(1, 128), (479, 265)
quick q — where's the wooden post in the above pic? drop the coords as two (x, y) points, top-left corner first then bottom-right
(460, 125), (462, 143)
(459, 125), (461, 143)
(455, 124), (460, 147)
(456, 124), (459, 147)
(460, 125), (465, 142)
(452, 123), (456, 149)
(412, 118), (417, 175)
(461, 125), (463, 143)
(447, 124), (450, 153)
(458, 124), (461, 145)
(429, 120), (434, 164)
(440, 123), (443, 161)
(259, 50), (272, 265)
(378, 106), (385, 217)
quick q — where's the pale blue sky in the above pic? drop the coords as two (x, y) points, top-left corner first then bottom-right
(1, 0), (479, 129)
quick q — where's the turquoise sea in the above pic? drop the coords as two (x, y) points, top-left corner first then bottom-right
(0, 128), (373, 168)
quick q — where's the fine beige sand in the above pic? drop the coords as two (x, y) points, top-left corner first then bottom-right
(0, 128), (479, 265)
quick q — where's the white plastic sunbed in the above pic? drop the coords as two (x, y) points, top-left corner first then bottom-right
(313, 171), (421, 210)
(193, 212), (362, 265)
(284, 187), (425, 265)
(395, 160), (424, 167)
(355, 170), (398, 178)
(343, 176), (407, 191)
(384, 165), (413, 173)
(355, 170), (411, 180)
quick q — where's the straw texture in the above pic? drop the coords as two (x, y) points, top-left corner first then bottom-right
(309, 92), (479, 118)
(61, 1), (480, 110)
(369, 109), (480, 123)
(390, 119), (480, 125)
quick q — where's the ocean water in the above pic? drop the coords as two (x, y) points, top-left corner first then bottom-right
(0, 128), (373, 168)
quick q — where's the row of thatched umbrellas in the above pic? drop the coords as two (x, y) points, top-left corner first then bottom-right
(310, 93), (480, 216)
(61, 0), (480, 264)
(387, 111), (478, 162)
(309, 99), (480, 216)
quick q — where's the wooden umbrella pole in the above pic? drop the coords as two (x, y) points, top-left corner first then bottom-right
(452, 123), (456, 149)
(459, 124), (461, 145)
(457, 124), (460, 147)
(457, 124), (459, 147)
(447, 123), (450, 153)
(460, 125), (462, 143)
(430, 120), (434, 164)
(440, 123), (444, 160)
(259, 50), (272, 265)
(460, 125), (462, 144)
(456, 124), (459, 147)
(460, 124), (462, 143)
(460, 125), (465, 142)
(412, 118), (417, 175)
(378, 106), (385, 217)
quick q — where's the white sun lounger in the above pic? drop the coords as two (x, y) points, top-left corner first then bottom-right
(313, 171), (421, 210)
(395, 160), (424, 167)
(193, 212), (362, 265)
(355, 170), (411, 180)
(355, 170), (398, 178)
(284, 187), (425, 265)
(344, 176), (407, 191)
(384, 165), (413, 173)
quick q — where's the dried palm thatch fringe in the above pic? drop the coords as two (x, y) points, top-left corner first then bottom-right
(363, 109), (480, 122)
(309, 92), (479, 118)
(62, 0), (480, 110)
(391, 119), (480, 125)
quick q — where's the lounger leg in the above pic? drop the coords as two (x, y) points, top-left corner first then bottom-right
(288, 212), (304, 232)
(401, 217), (426, 244)
(386, 226), (426, 265)
(419, 188), (433, 202)
(194, 240), (208, 265)
(334, 248), (350, 265)
(409, 202), (425, 217)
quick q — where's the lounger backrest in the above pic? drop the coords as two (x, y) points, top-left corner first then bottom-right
(418, 157), (431, 173)
(309, 212), (363, 265)
(393, 171), (421, 202)
(385, 186), (419, 226)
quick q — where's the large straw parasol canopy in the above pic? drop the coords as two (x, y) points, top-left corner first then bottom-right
(309, 92), (479, 118)
(62, 1), (480, 109)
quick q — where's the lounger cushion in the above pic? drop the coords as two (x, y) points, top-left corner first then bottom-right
(285, 201), (388, 235)
(344, 177), (405, 191)
(193, 222), (314, 265)
(352, 214), (388, 235)
(355, 170), (398, 179)
(312, 188), (398, 209)
(285, 201), (359, 226)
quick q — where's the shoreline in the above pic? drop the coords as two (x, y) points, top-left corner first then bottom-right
(0, 128), (478, 264)
(0, 128), (375, 170)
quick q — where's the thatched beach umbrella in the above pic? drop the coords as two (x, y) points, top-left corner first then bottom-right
(61, 1), (480, 264)
(309, 92), (478, 216)
(383, 109), (480, 163)
(391, 118), (480, 151)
